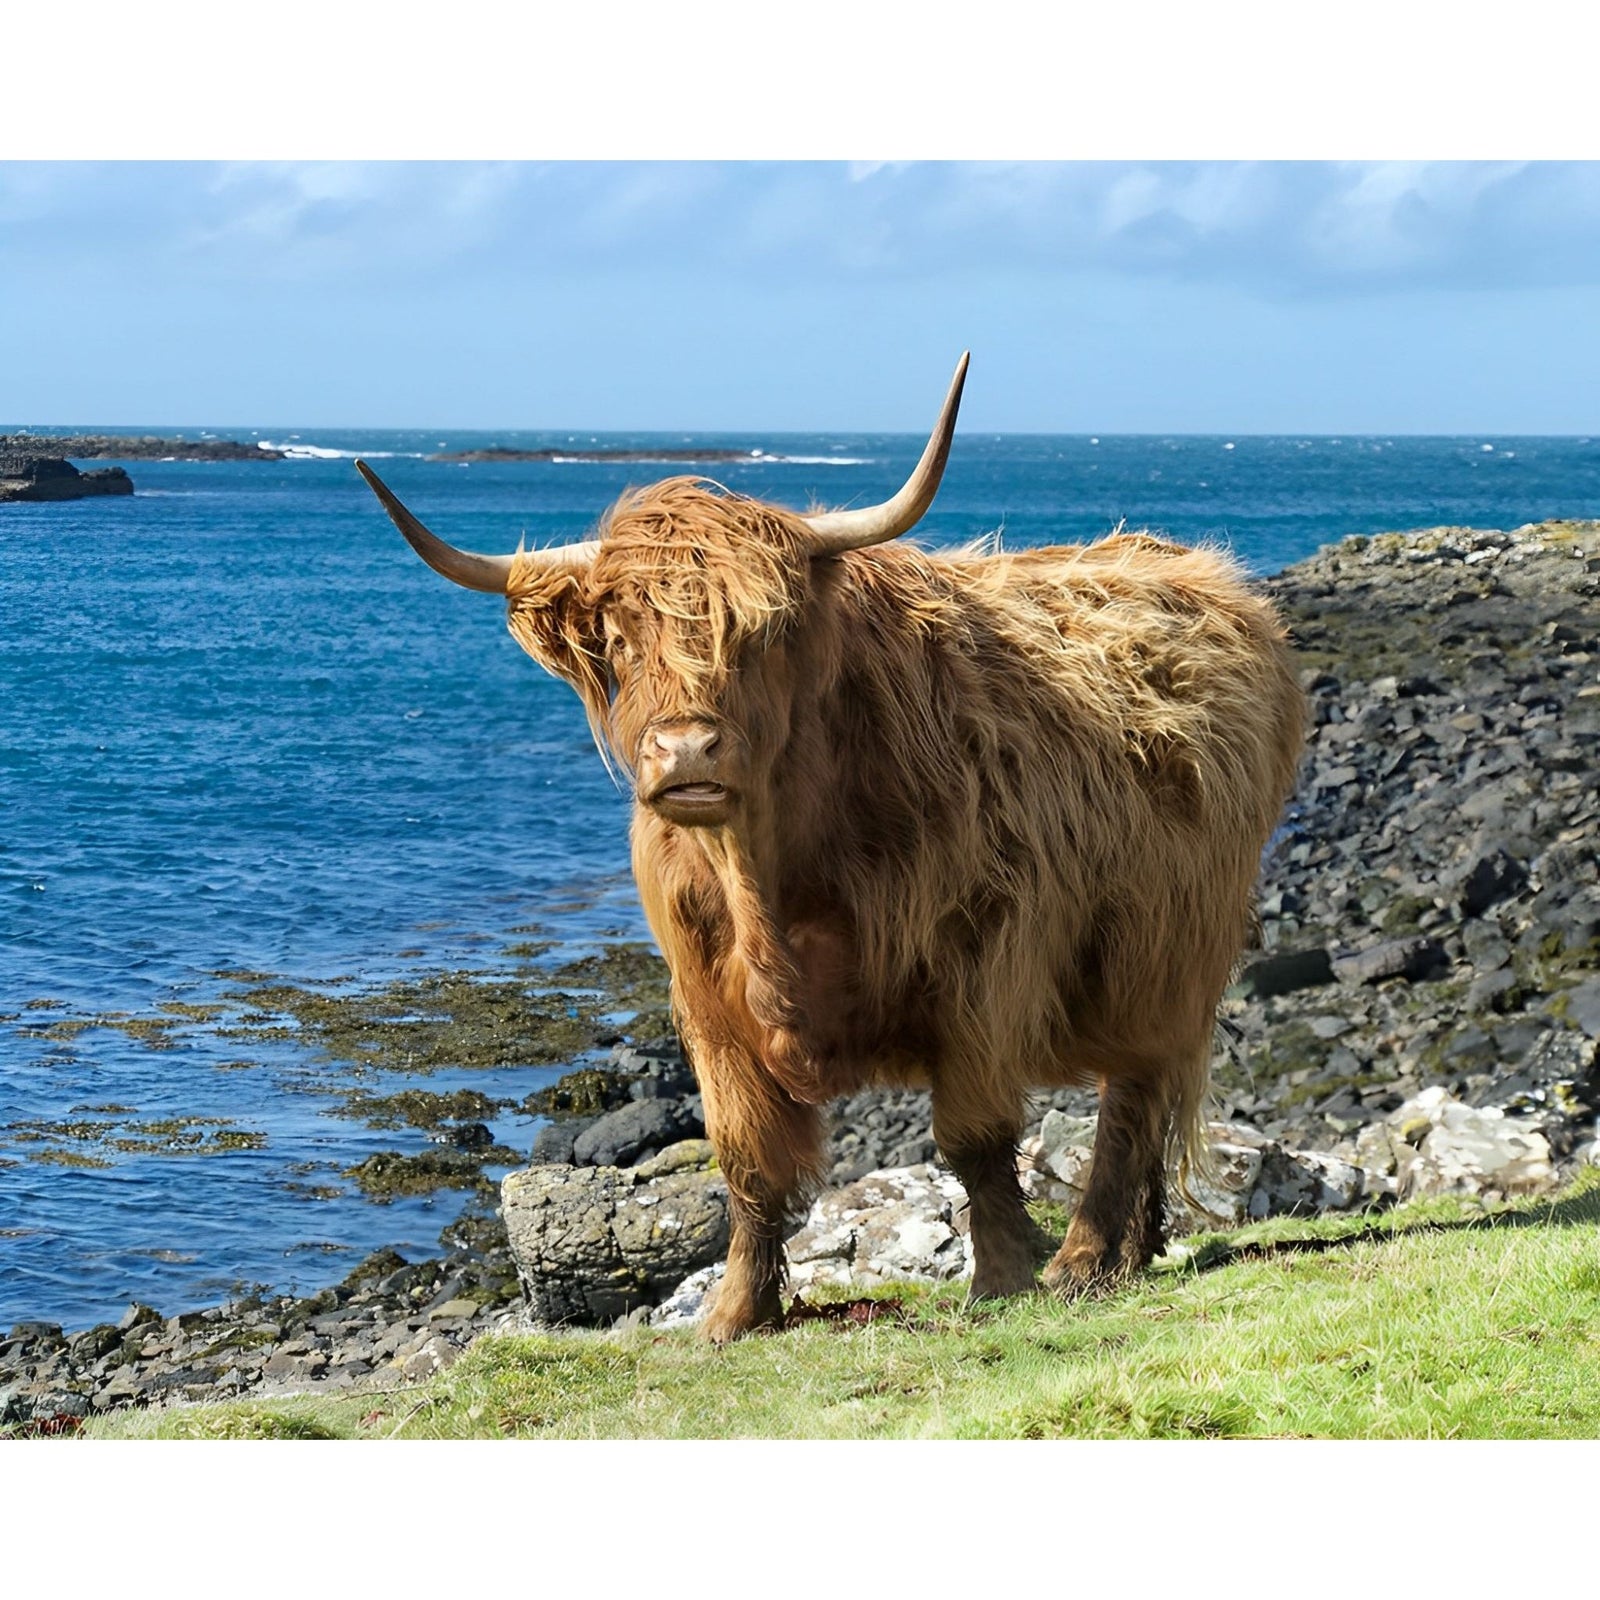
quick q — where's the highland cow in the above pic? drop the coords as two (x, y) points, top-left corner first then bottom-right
(355, 354), (1304, 1342)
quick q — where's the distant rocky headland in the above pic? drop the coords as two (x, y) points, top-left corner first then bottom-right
(428, 446), (760, 464)
(0, 454), (134, 504)
(0, 433), (282, 462)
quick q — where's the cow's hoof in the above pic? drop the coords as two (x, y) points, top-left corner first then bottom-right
(1041, 1247), (1127, 1301)
(698, 1280), (783, 1344)
(966, 1258), (1040, 1304)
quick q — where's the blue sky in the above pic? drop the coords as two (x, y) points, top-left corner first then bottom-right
(6, 160), (1600, 433)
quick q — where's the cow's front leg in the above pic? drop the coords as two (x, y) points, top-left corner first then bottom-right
(696, 1050), (822, 1344)
(703, 1179), (792, 1344)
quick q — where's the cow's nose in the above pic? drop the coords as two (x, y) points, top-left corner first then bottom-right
(647, 722), (722, 763)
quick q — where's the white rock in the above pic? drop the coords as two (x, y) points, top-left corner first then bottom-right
(1018, 1112), (1096, 1205)
(650, 1263), (723, 1328)
(1391, 1085), (1453, 1125)
(785, 1165), (973, 1290)
(1354, 1120), (1401, 1177)
(1404, 1100), (1555, 1198)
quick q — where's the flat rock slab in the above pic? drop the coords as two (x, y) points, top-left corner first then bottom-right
(1331, 936), (1449, 986)
(1240, 947), (1335, 999)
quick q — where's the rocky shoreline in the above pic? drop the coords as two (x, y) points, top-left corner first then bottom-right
(4, 516), (1598, 1433)
(0, 432), (281, 462)
(0, 454), (134, 504)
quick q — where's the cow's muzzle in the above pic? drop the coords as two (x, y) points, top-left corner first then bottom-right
(638, 720), (735, 827)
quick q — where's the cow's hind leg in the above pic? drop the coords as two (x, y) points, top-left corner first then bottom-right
(934, 1088), (1044, 1302)
(1043, 1072), (1169, 1297)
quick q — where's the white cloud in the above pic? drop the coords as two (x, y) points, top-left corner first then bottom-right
(8, 160), (1600, 298)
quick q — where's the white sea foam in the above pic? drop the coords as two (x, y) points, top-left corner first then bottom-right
(545, 453), (872, 467)
(257, 441), (414, 461)
(758, 455), (871, 467)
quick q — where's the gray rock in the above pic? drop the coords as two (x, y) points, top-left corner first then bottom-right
(1307, 1014), (1354, 1040)
(399, 1336), (459, 1382)
(571, 1097), (704, 1168)
(1459, 847), (1529, 916)
(530, 1119), (586, 1165)
(1021, 1113), (1369, 1229)
(433, 1121), (495, 1150)
(0, 454), (134, 502)
(1466, 968), (1518, 1011)
(1561, 978), (1600, 1040)
(1462, 922), (1512, 970)
(1520, 1028), (1599, 1087)
(886, 1135), (939, 1168)
(1177, 1129), (1268, 1228)
(1332, 937), (1449, 986)
(1249, 1147), (1369, 1217)
(1536, 841), (1598, 894)
(501, 1150), (729, 1326)
(650, 1264), (724, 1328)
(7, 1321), (64, 1345)
(1241, 947), (1336, 998)
(1017, 1111), (1098, 1206)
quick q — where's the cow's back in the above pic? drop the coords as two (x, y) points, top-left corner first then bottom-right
(793, 533), (1304, 1088)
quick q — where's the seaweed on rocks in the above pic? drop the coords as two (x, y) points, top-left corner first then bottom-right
(341, 1148), (520, 1201)
(221, 971), (604, 1073)
(326, 1088), (514, 1131)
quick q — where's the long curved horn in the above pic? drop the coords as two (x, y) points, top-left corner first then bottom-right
(354, 460), (599, 592)
(802, 352), (968, 555)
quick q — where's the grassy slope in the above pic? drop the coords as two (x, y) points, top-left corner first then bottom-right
(81, 1175), (1600, 1440)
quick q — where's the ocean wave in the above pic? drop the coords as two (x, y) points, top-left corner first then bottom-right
(540, 453), (873, 468)
(256, 442), (418, 461)
(757, 455), (873, 467)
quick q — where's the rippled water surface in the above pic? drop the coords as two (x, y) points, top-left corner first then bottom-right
(5, 426), (1599, 1327)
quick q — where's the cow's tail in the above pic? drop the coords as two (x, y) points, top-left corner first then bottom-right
(1167, 1032), (1217, 1218)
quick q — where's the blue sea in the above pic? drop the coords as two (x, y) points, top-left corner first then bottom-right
(5, 426), (1600, 1330)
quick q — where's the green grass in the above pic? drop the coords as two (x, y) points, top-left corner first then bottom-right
(80, 1173), (1600, 1440)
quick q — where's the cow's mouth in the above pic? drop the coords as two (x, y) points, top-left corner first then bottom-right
(647, 781), (731, 824)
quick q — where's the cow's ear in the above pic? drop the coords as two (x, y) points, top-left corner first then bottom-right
(506, 570), (606, 701)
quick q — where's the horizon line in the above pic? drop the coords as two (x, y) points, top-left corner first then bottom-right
(5, 422), (1598, 441)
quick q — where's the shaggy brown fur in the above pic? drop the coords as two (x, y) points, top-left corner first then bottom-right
(505, 478), (1304, 1339)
